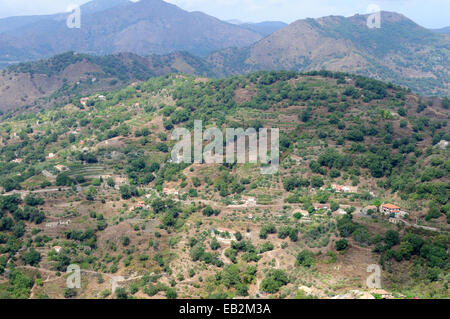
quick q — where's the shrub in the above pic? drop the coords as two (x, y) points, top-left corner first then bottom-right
(336, 239), (349, 251)
(297, 250), (315, 268)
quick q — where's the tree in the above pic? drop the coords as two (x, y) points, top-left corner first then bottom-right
(115, 287), (128, 299)
(22, 248), (41, 266)
(166, 288), (177, 299)
(384, 230), (400, 248)
(330, 201), (339, 212)
(260, 269), (289, 294)
(122, 236), (130, 247)
(203, 206), (220, 217)
(156, 143), (168, 153)
(106, 178), (115, 188)
(56, 173), (74, 186)
(24, 195), (44, 206)
(336, 239), (349, 251)
(210, 238), (220, 251)
(311, 176), (324, 188)
(442, 97), (449, 109)
(283, 176), (299, 192)
(297, 250), (315, 268)
(119, 185), (137, 199)
(64, 288), (77, 299)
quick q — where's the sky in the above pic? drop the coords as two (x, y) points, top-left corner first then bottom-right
(0, 0), (448, 29)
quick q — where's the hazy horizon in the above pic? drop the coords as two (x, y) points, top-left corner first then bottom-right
(0, 0), (448, 29)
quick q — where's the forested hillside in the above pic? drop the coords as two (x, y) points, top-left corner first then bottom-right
(0, 71), (448, 299)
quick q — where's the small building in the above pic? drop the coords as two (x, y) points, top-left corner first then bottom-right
(163, 188), (179, 196)
(332, 209), (347, 217)
(331, 184), (358, 193)
(80, 97), (89, 107)
(314, 204), (329, 211)
(53, 246), (62, 253)
(47, 153), (57, 159)
(389, 218), (404, 225)
(380, 204), (401, 215)
(131, 201), (149, 211)
(370, 289), (394, 299)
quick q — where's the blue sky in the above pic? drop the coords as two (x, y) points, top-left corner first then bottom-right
(0, 0), (448, 28)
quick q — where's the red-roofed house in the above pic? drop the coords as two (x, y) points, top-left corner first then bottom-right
(380, 204), (401, 215)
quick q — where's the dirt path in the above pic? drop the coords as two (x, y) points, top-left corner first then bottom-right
(16, 265), (144, 296)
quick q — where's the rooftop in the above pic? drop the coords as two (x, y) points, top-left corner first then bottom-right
(382, 204), (400, 209)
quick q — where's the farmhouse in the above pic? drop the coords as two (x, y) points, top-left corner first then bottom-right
(380, 204), (401, 215)
(381, 204), (408, 219)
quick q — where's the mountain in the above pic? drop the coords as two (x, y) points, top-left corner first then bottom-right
(207, 12), (450, 96)
(232, 21), (288, 36)
(0, 70), (448, 299)
(0, 51), (213, 114)
(431, 26), (450, 34)
(0, 0), (262, 67)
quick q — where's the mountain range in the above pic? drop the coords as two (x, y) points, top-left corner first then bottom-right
(0, 51), (212, 113)
(0, 0), (261, 66)
(207, 12), (449, 96)
(228, 21), (288, 37)
(431, 26), (450, 34)
(0, 0), (448, 114)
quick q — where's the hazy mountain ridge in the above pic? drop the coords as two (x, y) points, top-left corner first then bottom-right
(0, 5), (448, 115)
(238, 21), (288, 36)
(431, 26), (450, 34)
(207, 12), (450, 96)
(0, 0), (262, 67)
(0, 51), (213, 114)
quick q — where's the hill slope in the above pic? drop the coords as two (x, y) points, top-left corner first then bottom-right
(0, 0), (261, 67)
(0, 71), (448, 299)
(0, 51), (213, 113)
(207, 12), (450, 96)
